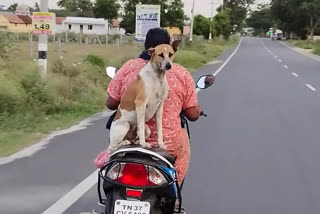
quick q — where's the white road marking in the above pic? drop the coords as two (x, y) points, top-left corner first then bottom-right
(278, 59), (283, 63)
(45, 33), (245, 214)
(306, 84), (316, 91)
(42, 170), (99, 214)
(280, 41), (320, 62)
(284, 65), (289, 69)
(197, 37), (244, 93)
(0, 111), (113, 166)
(292, 73), (299, 77)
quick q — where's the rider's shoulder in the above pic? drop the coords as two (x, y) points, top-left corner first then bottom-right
(123, 58), (146, 66)
(172, 63), (189, 74)
(119, 58), (147, 74)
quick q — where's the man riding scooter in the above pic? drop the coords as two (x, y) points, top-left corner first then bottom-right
(101, 28), (202, 212)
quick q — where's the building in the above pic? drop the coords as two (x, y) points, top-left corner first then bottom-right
(15, 4), (31, 16)
(63, 17), (109, 35)
(0, 13), (32, 33)
(0, 4), (32, 33)
(164, 27), (182, 36)
(55, 17), (66, 34)
(109, 19), (125, 35)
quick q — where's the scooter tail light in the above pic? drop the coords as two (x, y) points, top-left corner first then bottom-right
(118, 163), (150, 186)
(106, 163), (123, 180)
(148, 166), (167, 185)
(106, 163), (168, 187)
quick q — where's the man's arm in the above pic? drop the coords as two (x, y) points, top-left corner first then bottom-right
(106, 96), (120, 110)
(183, 105), (202, 121)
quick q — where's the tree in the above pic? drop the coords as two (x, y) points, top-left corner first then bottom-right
(213, 9), (232, 39)
(31, 2), (40, 12)
(75, 0), (93, 17)
(57, 0), (74, 10)
(300, 0), (320, 40)
(247, 7), (273, 36)
(7, 3), (18, 12)
(57, 0), (93, 17)
(163, 0), (185, 29)
(271, 0), (309, 39)
(120, 0), (185, 33)
(93, 0), (120, 23)
(57, 0), (73, 10)
(49, 9), (77, 17)
(221, 0), (255, 32)
(193, 15), (211, 39)
(34, 2), (40, 11)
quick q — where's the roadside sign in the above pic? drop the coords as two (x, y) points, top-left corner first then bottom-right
(32, 12), (56, 35)
(135, 4), (161, 41)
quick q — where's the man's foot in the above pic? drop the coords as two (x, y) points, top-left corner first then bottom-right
(174, 207), (185, 214)
(174, 201), (185, 213)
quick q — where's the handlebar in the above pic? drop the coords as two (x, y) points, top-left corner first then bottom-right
(200, 111), (207, 117)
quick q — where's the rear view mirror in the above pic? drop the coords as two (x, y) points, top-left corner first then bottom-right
(196, 75), (215, 89)
(106, 67), (118, 79)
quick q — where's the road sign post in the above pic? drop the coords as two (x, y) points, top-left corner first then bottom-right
(32, 0), (55, 81)
(135, 4), (161, 41)
(190, 0), (195, 42)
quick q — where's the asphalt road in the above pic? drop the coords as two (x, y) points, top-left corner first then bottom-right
(1, 37), (320, 214)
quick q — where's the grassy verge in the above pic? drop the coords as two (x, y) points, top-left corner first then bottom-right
(288, 40), (320, 55)
(175, 37), (238, 72)
(0, 36), (238, 157)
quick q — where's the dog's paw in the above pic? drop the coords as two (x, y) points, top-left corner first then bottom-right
(140, 142), (152, 149)
(122, 140), (131, 146)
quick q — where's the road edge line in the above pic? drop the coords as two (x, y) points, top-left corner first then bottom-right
(280, 41), (320, 62)
(42, 170), (99, 214)
(0, 111), (114, 166)
(197, 37), (243, 92)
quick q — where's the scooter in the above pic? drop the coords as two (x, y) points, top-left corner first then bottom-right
(97, 67), (215, 214)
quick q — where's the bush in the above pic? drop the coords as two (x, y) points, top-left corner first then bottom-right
(52, 60), (80, 77)
(85, 54), (106, 68)
(0, 82), (20, 114)
(20, 71), (54, 112)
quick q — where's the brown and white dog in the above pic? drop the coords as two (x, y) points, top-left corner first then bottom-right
(107, 41), (180, 153)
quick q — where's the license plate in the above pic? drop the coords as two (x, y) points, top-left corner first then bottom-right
(114, 200), (150, 214)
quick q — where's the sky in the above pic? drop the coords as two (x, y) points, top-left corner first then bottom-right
(0, 0), (271, 17)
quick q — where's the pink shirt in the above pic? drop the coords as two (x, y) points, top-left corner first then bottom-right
(108, 58), (198, 147)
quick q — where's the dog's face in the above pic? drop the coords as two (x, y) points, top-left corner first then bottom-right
(148, 40), (180, 72)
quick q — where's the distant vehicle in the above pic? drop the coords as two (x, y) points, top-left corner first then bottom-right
(275, 29), (283, 40)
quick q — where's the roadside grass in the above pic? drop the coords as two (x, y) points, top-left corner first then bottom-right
(175, 37), (238, 72)
(288, 40), (320, 55)
(0, 36), (238, 157)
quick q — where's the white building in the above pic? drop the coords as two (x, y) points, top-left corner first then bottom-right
(55, 17), (65, 34)
(63, 17), (109, 35)
(109, 19), (125, 35)
(15, 4), (30, 16)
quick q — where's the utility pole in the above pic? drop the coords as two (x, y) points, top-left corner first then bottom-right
(189, 0), (195, 42)
(38, 0), (48, 81)
(222, 0), (225, 12)
(209, 0), (215, 40)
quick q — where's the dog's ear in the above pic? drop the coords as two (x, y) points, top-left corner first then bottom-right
(147, 48), (155, 56)
(171, 40), (181, 52)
